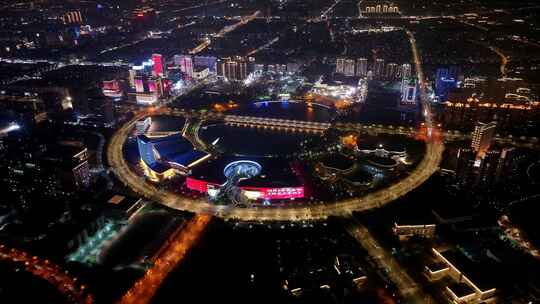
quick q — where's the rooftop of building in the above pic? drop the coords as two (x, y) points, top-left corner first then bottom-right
(190, 156), (304, 188)
(138, 134), (209, 172)
(448, 281), (475, 298)
(439, 249), (496, 292)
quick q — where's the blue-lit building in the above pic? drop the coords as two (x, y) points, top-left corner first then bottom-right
(435, 67), (459, 102)
(137, 134), (210, 181)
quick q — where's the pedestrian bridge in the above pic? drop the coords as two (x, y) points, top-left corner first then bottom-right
(224, 115), (331, 134)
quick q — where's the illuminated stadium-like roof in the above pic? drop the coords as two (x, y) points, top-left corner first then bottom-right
(137, 134), (210, 174)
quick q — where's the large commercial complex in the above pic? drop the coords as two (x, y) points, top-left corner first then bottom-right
(137, 133), (211, 181)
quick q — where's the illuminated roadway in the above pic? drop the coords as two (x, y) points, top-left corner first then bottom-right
(339, 30), (439, 304)
(190, 11), (260, 54)
(0, 244), (94, 304)
(107, 28), (443, 221)
(344, 218), (436, 303)
(119, 214), (211, 304)
(108, 113), (443, 222)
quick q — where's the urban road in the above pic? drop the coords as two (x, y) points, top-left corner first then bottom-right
(107, 29), (540, 222)
(344, 217), (436, 304)
(107, 113), (444, 222)
(104, 29), (447, 304)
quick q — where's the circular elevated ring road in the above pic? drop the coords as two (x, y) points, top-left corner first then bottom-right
(107, 109), (443, 222)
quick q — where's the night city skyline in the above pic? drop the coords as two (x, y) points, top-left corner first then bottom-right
(0, 0), (540, 303)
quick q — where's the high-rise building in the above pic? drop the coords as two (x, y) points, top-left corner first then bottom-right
(152, 54), (164, 77)
(218, 57), (252, 81)
(436, 75), (458, 102)
(336, 58), (345, 74)
(62, 11), (83, 24)
(385, 63), (399, 80)
(178, 55), (193, 79)
(344, 59), (356, 77)
(401, 78), (417, 104)
(401, 63), (412, 79)
(471, 121), (497, 159)
(148, 78), (164, 97)
(356, 58), (368, 77)
(71, 147), (90, 188)
(435, 67), (460, 101)
(128, 70), (137, 88)
(134, 77), (145, 93)
(373, 58), (385, 79)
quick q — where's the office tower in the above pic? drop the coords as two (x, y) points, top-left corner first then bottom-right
(385, 63), (399, 80)
(436, 78), (457, 102)
(152, 54), (164, 77)
(218, 57), (250, 81)
(62, 11), (83, 24)
(401, 78), (417, 104)
(435, 67), (458, 102)
(471, 121), (497, 159)
(336, 58), (345, 74)
(72, 147), (90, 188)
(401, 63), (412, 79)
(344, 59), (356, 77)
(148, 78), (164, 97)
(134, 77), (145, 93)
(128, 70), (136, 88)
(356, 58), (368, 77)
(373, 58), (385, 79)
(178, 55), (194, 79)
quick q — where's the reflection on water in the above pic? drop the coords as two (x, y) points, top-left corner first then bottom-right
(228, 100), (335, 123)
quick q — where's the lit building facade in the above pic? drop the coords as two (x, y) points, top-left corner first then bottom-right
(356, 58), (368, 77)
(152, 54), (164, 77)
(373, 58), (385, 79)
(177, 55), (194, 79)
(62, 11), (83, 24)
(471, 121), (496, 159)
(358, 1), (400, 17)
(217, 57), (253, 81)
(401, 78), (417, 104)
(344, 59), (356, 77)
(137, 134), (211, 181)
(102, 80), (123, 98)
(186, 177), (305, 200)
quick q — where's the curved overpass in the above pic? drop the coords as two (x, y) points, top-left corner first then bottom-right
(107, 113), (442, 222)
(108, 30), (443, 221)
